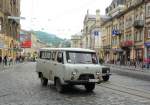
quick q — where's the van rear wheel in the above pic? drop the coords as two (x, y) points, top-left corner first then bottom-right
(55, 79), (64, 93)
(85, 83), (95, 92)
(41, 74), (48, 86)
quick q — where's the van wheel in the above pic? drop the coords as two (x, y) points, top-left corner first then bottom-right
(41, 74), (48, 86)
(85, 83), (95, 92)
(102, 75), (109, 81)
(55, 79), (64, 93)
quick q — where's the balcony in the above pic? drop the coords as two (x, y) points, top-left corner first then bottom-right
(133, 20), (144, 28)
(120, 40), (134, 47)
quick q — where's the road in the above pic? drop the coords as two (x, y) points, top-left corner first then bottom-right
(0, 62), (150, 105)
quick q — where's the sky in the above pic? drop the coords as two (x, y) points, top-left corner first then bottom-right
(20, 0), (112, 39)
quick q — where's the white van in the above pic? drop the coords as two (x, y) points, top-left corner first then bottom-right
(36, 48), (111, 92)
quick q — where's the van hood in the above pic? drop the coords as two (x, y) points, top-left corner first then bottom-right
(66, 64), (102, 74)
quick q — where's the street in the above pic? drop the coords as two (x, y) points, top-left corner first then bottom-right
(0, 62), (150, 105)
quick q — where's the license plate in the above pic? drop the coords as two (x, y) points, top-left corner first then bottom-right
(89, 79), (99, 82)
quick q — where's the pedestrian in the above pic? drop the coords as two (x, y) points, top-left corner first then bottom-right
(0, 56), (2, 70)
(0, 56), (2, 64)
(8, 56), (13, 66)
(127, 56), (130, 66)
(134, 58), (136, 68)
(3, 55), (7, 66)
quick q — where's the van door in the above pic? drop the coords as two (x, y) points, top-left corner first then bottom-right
(45, 51), (56, 80)
(52, 51), (65, 82)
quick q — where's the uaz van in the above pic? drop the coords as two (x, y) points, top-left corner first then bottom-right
(36, 48), (111, 92)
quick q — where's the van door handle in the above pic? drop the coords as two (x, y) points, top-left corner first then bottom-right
(43, 61), (46, 63)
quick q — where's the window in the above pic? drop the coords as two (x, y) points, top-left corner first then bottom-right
(66, 51), (98, 64)
(148, 30), (150, 38)
(148, 6), (150, 16)
(40, 51), (51, 60)
(0, 19), (1, 32)
(51, 51), (56, 60)
(57, 52), (63, 63)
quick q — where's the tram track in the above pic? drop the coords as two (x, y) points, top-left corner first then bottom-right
(98, 82), (150, 100)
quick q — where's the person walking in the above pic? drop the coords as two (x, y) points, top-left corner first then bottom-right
(3, 55), (8, 66)
(8, 56), (13, 66)
(0, 56), (2, 70)
(134, 58), (136, 68)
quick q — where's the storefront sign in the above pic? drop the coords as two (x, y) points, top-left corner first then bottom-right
(112, 30), (121, 36)
(120, 40), (134, 47)
(144, 42), (150, 46)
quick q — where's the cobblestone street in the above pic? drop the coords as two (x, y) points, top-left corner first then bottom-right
(0, 62), (150, 105)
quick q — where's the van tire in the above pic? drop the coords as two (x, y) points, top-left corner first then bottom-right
(41, 74), (48, 86)
(85, 83), (95, 92)
(55, 78), (64, 93)
(102, 75), (109, 81)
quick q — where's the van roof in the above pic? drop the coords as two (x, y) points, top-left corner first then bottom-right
(39, 48), (95, 52)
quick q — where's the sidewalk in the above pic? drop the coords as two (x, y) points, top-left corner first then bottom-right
(104, 64), (150, 81)
(105, 64), (150, 72)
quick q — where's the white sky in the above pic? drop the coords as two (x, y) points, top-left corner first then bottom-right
(20, 0), (112, 39)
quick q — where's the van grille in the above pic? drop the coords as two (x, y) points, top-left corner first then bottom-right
(78, 74), (94, 80)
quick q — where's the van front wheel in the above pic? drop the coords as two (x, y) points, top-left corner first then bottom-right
(55, 79), (64, 93)
(85, 83), (95, 92)
(102, 75), (109, 81)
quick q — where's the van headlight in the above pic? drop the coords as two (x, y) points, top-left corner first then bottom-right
(72, 71), (77, 75)
(96, 72), (100, 75)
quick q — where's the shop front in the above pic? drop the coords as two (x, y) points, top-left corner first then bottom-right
(135, 45), (144, 65)
(144, 42), (150, 68)
(120, 40), (134, 65)
(103, 45), (111, 63)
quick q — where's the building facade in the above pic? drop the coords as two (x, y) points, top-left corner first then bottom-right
(82, 10), (96, 49)
(0, 0), (20, 58)
(71, 34), (82, 48)
(81, 10), (105, 58)
(101, 0), (150, 66)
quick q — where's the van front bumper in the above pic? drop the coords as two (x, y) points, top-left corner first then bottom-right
(65, 79), (101, 85)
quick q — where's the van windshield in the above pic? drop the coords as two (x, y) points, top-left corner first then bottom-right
(66, 51), (98, 64)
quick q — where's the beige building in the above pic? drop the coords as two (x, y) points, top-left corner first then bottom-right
(101, 0), (150, 65)
(0, 0), (20, 58)
(71, 34), (82, 48)
(82, 10), (96, 49)
(81, 10), (105, 58)
(21, 31), (51, 58)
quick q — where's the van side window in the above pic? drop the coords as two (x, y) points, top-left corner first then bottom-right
(52, 51), (56, 61)
(40, 51), (51, 60)
(57, 52), (63, 63)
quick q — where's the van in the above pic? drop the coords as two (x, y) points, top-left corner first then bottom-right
(36, 48), (111, 92)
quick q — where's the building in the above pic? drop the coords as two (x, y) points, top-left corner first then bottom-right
(81, 10), (107, 58)
(101, 0), (150, 66)
(20, 30), (51, 59)
(71, 34), (82, 48)
(144, 0), (150, 67)
(0, 0), (20, 58)
(82, 10), (97, 49)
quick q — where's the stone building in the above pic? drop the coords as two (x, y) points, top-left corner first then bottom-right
(101, 0), (150, 66)
(0, 0), (20, 58)
(71, 34), (82, 48)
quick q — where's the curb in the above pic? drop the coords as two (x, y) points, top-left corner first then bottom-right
(110, 66), (150, 81)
